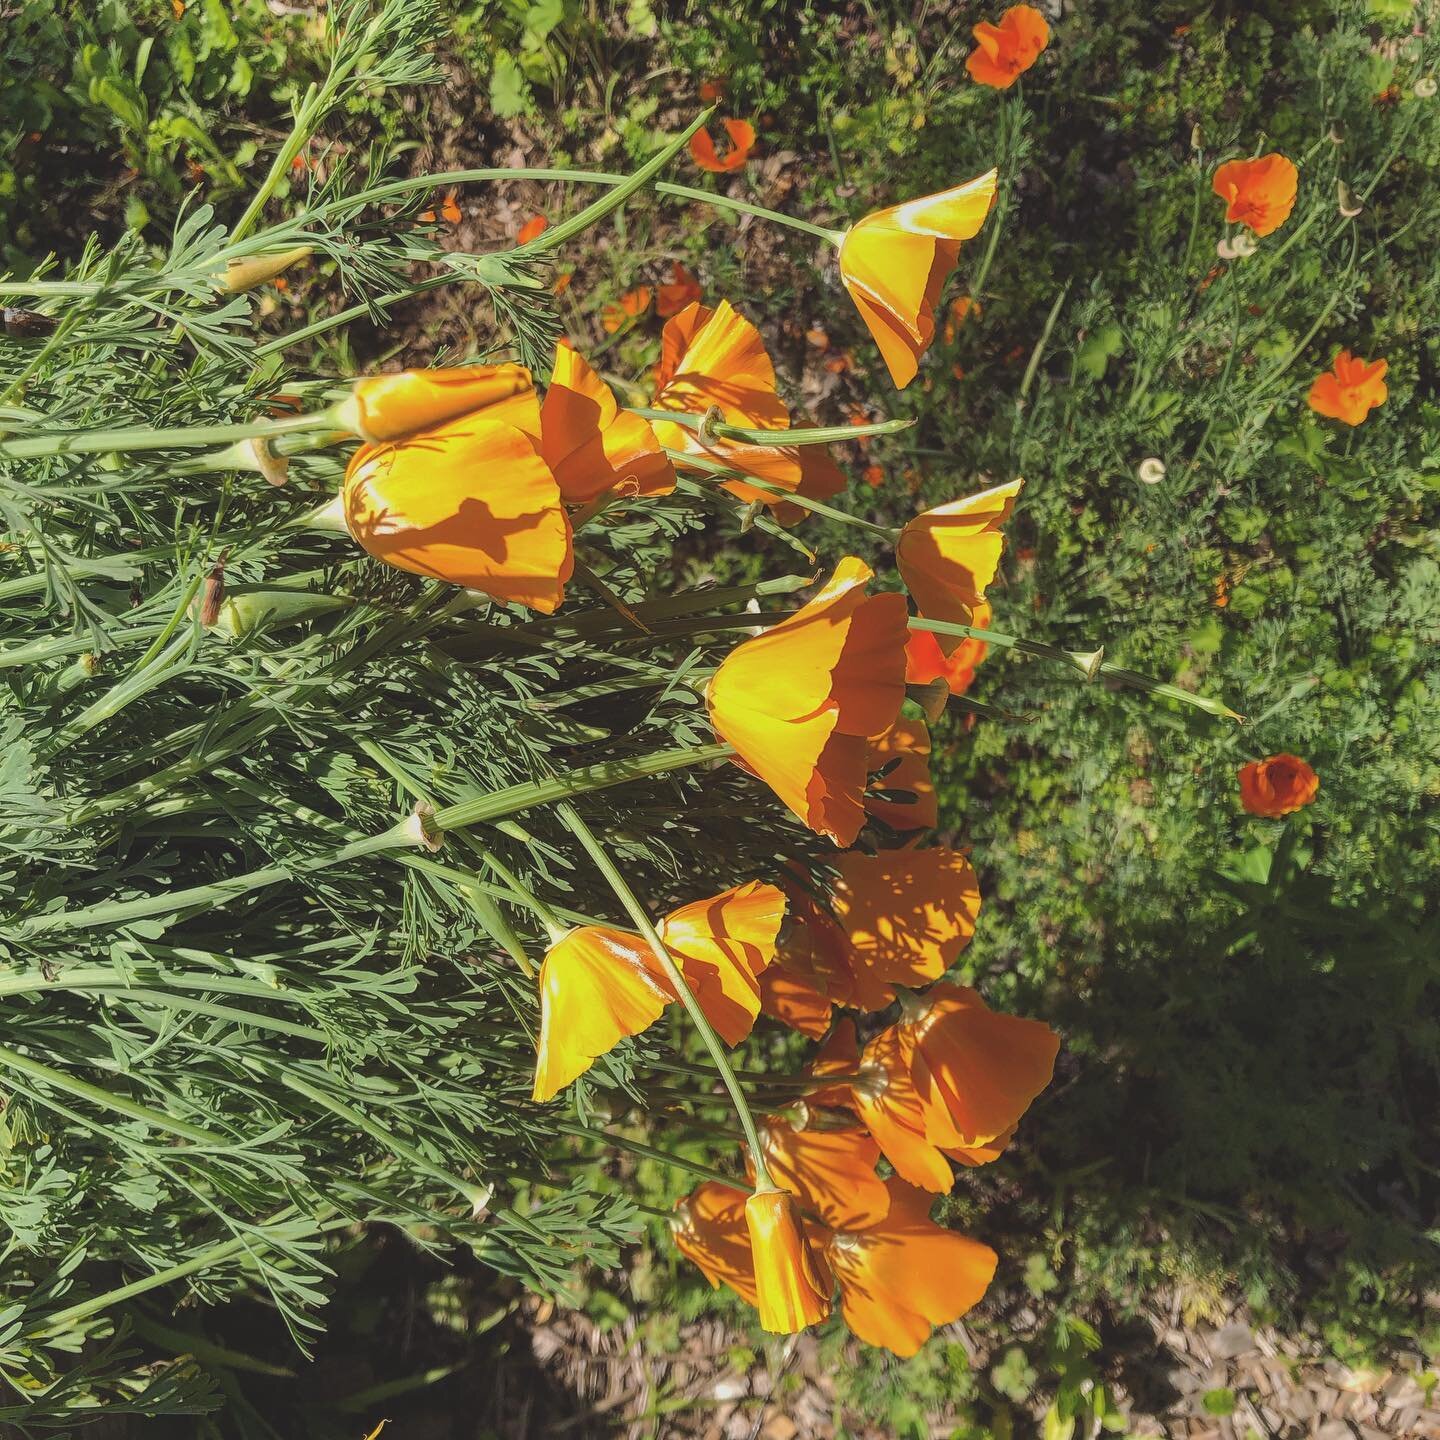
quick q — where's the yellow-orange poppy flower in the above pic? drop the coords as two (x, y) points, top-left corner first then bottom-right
(335, 362), (538, 443)
(1238, 754), (1320, 817)
(774, 883), (893, 1015)
(896, 479), (1022, 646)
(910, 982), (1060, 1151)
(1307, 350), (1388, 426)
(806, 1018), (864, 1109)
(539, 341), (676, 503)
(532, 926), (672, 1102)
(837, 171), (999, 389)
(601, 286), (652, 334)
(672, 1181), (759, 1306)
(343, 415), (573, 613)
(752, 1114), (889, 1230)
(864, 716), (938, 833)
(826, 1177), (998, 1356)
(830, 847), (982, 989)
(1212, 153), (1298, 237)
(851, 1021), (958, 1192)
(965, 5), (1049, 89)
(707, 558), (909, 846)
(745, 1188), (832, 1333)
(657, 880), (787, 1046)
(657, 261), (703, 318)
(904, 600), (991, 694)
(690, 118), (756, 173)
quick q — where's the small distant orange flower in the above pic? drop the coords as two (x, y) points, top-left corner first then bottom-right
(862, 464), (884, 488)
(825, 1177), (998, 1356)
(1238, 754), (1319, 817)
(657, 261), (703, 318)
(944, 297), (981, 344)
(672, 1182), (758, 1305)
(553, 269), (573, 296)
(966, 5), (1050, 89)
(864, 715), (938, 833)
(698, 79), (726, 104)
(690, 118), (756, 173)
(1307, 349), (1388, 426)
(601, 285), (652, 334)
(824, 354), (852, 375)
(751, 1115), (889, 1229)
(848, 407), (873, 450)
(171, 0), (186, 17)
(830, 847), (980, 990)
(897, 480), (1022, 649)
(337, 362), (538, 444)
(517, 213), (549, 244)
(1212, 153), (1298, 237)
(707, 558), (909, 846)
(838, 172), (999, 389)
(1214, 573), (1229, 609)
(441, 190), (462, 224)
(290, 153), (308, 173)
(540, 340), (675, 503)
(745, 1188), (831, 1333)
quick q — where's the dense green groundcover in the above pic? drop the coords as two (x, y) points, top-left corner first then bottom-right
(3, 0), (1438, 1433)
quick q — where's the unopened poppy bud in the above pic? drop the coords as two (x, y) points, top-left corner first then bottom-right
(215, 245), (313, 293)
(1337, 180), (1363, 219)
(744, 1187), (831, 1333)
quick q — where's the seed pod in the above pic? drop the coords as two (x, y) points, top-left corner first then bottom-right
(207, 584), (351, 640)
(215, 245), (313, 294)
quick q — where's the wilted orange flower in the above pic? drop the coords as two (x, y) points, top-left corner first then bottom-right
(1307, 349), (1388, 426)
(1238, 754), (1319, 817)
(601, 286), (652, 333)
(826, 1177), (998, 1356)
(343, 414), (572, 613)
(909, 982), (1060, 1152)
(672, 1182), (758, 1305)
(708, 558), (909, 846)
(690, 118), (756, 173)
(897, 479), (1022, 648)
(1214, 573), (1229, 609)
(517, 213), (548, 244)
(657, 261), (703, 318)
(751, 1114), (889, 1229)
(864, 716), (938, 833)
(1212, 153), (1298, 237)
(657, 880), (787, 1046)
(532, 926), (672, 1101)
(838, 171), (999, 389)
(540, 341), (675, 503)
(830, 847), (981, 989)
(336, 362), (537, 444)
(966, 5), (1050, 89)
(745, 1188), (831, 1332)
(532, 882), (786, 1098)
(904, 600), (991, 694)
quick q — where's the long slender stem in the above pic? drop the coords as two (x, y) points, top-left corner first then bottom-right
(0, 413), (334, 462)
(554, 803), (773, 1189)
(640, 408), (911, 448)
(678, 462), (898, 538)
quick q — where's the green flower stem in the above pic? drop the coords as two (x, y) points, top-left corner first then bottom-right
(0, 1043), (227, 1145)
(675, 459), (899, 538)
(554, 802), (774, 1191)
(910, 618), (1243, 721)
(639, 408), (911, 449)
(275, 1069), (490, 1214)
(0, 412), (335, 462)
(554, 1121), (738, 1189)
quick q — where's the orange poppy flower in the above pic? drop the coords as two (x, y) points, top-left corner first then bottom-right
(850, 1021), (959, 1192)
(751, 1114), (889, 1229)
(343, 414), (573, 613)
(745, 1188), (832, 1332)
(965, 5), (1049, 89)
(672, 1181), (758, 1306)
(896, 479), (1022, 647)
(656, 880), (787, 1046)
(944, 296), (982, 343)
(826, 1177), (998, 1356)
(864, 716), (938, 833)
(1238, 754), (1319, 817)
(657, 261), (703, 318)
(539, 341), (675, 503)
(1306, 350), (1388, 426)
(690, 118), (756, 173)
(779, 882), (893, 1014)
(806, 1018), (864, 1109)
(601, 286), (652, 334)
(908, 982), (1059, 1151)
(863, 464), (885, 488)
(757, 963), (834, 1038)
(707, 557), (909, 846)
(1212, 153), (1298, 237)
(904, 600), (992, 695)
(531, 926), (673, 1101)
(838, 171), (999, 389)
(830, 847), (981, 989)
(698, 78), (725, 104)
(517, 213), (548, 244)
(336, 362), (538, 444)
